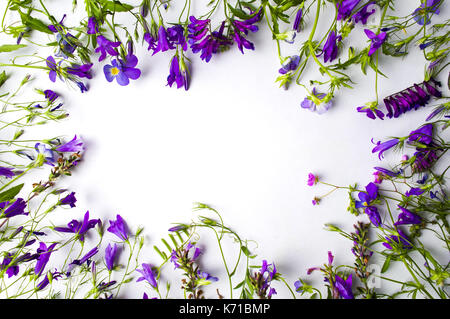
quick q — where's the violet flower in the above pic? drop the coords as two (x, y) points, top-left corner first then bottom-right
(87, 17), (99, 34)
(232, 9), (263, 54)
(352, 2), (376, 25)
(307, 173), (318, 186)
(1, 198), (29, 218)
(364, 29), (387, 56)
(48, 14), (66, 33)
(35, 242), (57, 277)
(408, 124), (433, 145)
(35, 142), (57, 166)
(355, 182), (382, 227)
(143, 32), (157, 51)
(322, 31), (342, 63)
(46, 56), (59, 82)
(167, 55), (189, 90)
(293, 9), (303, 32)
(95, 35), (121, 62)
(0, 167), (15, 179)
(55, 33), (78, 58)
(59, 192), (77, 208)
(334, 274), (354, 299)
(71, 247), (99, 266)
(1, 253), (19, 278)
(66, 63), (93, 79)
(167, 25), (188, 51)
(104, 54), (141, 86)
(152, 25), (175, 55)
(382, 228), (412, 250)
(412, 0), (441, 25)
(44, 90), (59, 103)
(371, 138), (399, 160)
(107, 214), (128, 241)
(54, 210), (100, 242)
(56, 135), (84, 153)
(337, 0), (361, 21)
(301, 88), (333, 114)
(405, 187), (425, 197)
(412, 148), (438, 172)
(394, 206), (422, 226)
(105, 243), (118, 271)
(136, 263), (158, 288)
(278, 55), (300, 74)
(357, 106), (385, 120)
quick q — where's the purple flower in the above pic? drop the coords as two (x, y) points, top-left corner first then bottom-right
(107, 214), (128, 241)
(365, 206), (382, 227)
(152, 25), (175, 55)
(56, 135), (84, 153)
(408, 124), (433, 145)
(35, 142), (57, 166)
(307, 173), (318, 186)
(105, 243), (118, 271)
(353, 2), (376, 25)
(322, 31), (342, 63)
(104, 54), (141, 86)
(357, 106), (385, 120)
(394, 206), (422, 226)
(54, 210), (100, 242)
(66, 63), (93, 79)
(371, 138), (399, 160)
(293, 9), (303, 32)
(337, 0), (361, 21)
(48, 14), (66, 33)
(59, 192), (77, 208)
(0, 167), (15, 179)
(144, 32), (157, 51)
(412, 148), (438, 172)
(55, 33), (78, 58)
(44, 90), (59, 103)
(356, 182), (378, 207)
(412, 0), (441, 25)
(136, 263), (158, 288)
(1, 198), (28, 218)
(71, 247), (99, 266)
(35, 242), (57, 277)
(383, 228), (412, 250)
(87, 17), (99, 34)
(301, 88), (333, 114)
(197, 271), (219, 283)
(405, 187), (425, 197)
(46, 56), (59, 82)
(373, 166), (399, 178)
(167, 55), (189, 90)
(334, 274), (354, 299)
(278, 55), (300, 74)
(1, 253), (19, 278)
(364, 29), (387, 56)
(167, 25), (188, 51)
(95, 35), (121, 62)
(232, 9), (263, 54)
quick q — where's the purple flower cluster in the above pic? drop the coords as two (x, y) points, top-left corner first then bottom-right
(383, 79), (442, 119)
(250, 260), (277, 299)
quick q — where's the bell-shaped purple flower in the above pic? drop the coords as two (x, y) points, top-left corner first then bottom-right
(394, 206), (422, 226)
(371, 138), (399, 160)
(105, 243), (118, 271)
(54, 210), (100, 242)
(67, 63), (93, 79)
(59, 192), (77, 208)
(353, 2), (376, 25)
(383, 228), (412, 250)
(408, 124), (433, 145)
(322, 31), (342, 63)
(35, 242), (57, 277)
(337, 0), (361, 21)
(2, 198), (28, 218)
(107, 214), (128, 241)
(136, 263), (158, 288)
(56, 135), (84, 153)
(87, 17), (99, 34)
(152, 25), (175, 55)
(293, 9), (303, 32)
(167, 55), (189, 90)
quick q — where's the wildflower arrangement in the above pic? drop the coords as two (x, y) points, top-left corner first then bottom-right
(0, 0), (448, 300)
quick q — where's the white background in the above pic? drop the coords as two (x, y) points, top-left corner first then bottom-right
(2, 1), (449, 298)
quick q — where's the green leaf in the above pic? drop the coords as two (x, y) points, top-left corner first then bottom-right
(19, 12), (53, 34)
(0, 44), (27, 53)
(227, 4), (251, 20)
(381, 256), (391, 273)
(98, 0), (134, 12)
(0, 184), (24, 202)
(0, 71), (8, 88)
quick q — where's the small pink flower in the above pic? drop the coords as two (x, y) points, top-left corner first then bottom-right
(312, 197), (321, 205)
(307, 173), (318, 186)
(373, 171), (382, 184)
